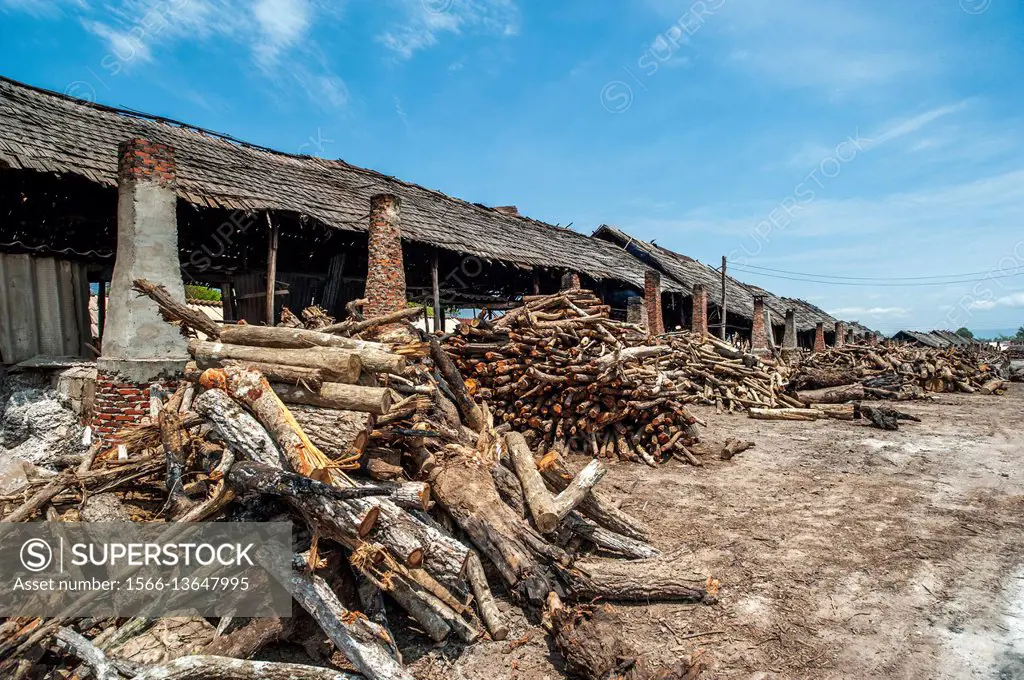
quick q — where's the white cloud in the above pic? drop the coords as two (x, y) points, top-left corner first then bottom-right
(0, 0), (87, 17)
(377, 0), (519, 59)
(81, 18), (153, 66)
(830, 306), (908, 318)
(45, 0), (350, 110)
(253, 0), (312, 65)
(971, 293), (1024, 310)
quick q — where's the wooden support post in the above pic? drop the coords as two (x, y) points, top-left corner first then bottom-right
(720, 255), (727, 340)
(431, 251), (442, 333)
(222, 279), (236, 322)
(532, 269), (541, 295)
(265, 213), (279, 326)
(97, 280), (106, 341)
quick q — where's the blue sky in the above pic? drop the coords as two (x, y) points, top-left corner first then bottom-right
(1, 0), (1023, 336)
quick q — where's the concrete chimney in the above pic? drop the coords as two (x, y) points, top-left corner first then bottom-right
(626, 295), (647, 327)
(99, 138), (188, 379)
(691, 284), (708, 337)
(644, 270), (663, 335)
(782, 309), (798, 350)
(94, 138), (189, 444)
(813, 322), (826, 353)
(834, 321), (846, 348)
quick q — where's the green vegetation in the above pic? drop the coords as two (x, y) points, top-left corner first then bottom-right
(955, 327), (974, 339)
(184, 284), (222, 302)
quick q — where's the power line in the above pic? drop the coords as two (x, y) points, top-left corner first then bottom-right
(729, 261), (1023, 281)
(727, 267), (1024, 287)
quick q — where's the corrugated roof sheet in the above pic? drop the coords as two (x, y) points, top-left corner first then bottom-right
(0, 76), (673, 293)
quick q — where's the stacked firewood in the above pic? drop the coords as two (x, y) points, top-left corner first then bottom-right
(444, 290), (811, 464)
(445, 290), (712, 466)
(0, 280), (712, 680)
(789, 342), (1007, 398)
(656, 332), (798, 412)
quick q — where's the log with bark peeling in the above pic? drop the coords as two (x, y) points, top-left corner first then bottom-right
(430, 443), (560, 603)
(506, 431), (559, 534)
(217, 325), (406, 373)
(557, 557), (715, 603)
(287, 556), (412, 680)
(190, 339), (362, 384)
(273, 382), (394, 416)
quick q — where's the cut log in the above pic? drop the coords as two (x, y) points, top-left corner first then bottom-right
(130, 656), (361, 680)
(430, 443), (557, 602)
(226, 463), (381, 543)
(204, 366), (340, 477)
(287, 558), (411, 680)
(430, 336), (486, 432)
(536, 450), (649, 541)
(133, 278), (222, 339)
(558, 558), (715, 603)
(550, 459), (606, 522)
(219, 360), (324, 391)
(323, 306), (424, 336)
(464, 551), (509, 641)
(193, 388), (285, 468)
(273, 382), (393, 416)
(217, 325), (405, 373)
(748, 407), (820, 421)
(290, 405), (372, 458)
(719, 438), (754, 461)
(189, 340), (361, 384)
(563, 514), (659, 560)
(505, 431), (558, 534)
(797, 383), (865, 404)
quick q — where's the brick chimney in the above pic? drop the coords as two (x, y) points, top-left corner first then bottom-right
(691, 284), (708, 337)
(94, 138), (188, 444)
(834, 321), (846, 348)
(364, 194), (407, 320)
(751, 296), (769, 354)
(813, 322), (826, 353)
(644, 270), (663, 335)
(560, 271), (581, 290)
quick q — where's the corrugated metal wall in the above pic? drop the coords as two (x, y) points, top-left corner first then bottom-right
(0, 254), (91, 364)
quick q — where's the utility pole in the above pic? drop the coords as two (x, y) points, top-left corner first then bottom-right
(720, 255), (728, 340)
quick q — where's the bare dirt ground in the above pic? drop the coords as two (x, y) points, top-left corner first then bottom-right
(412, 383), (1024, 679)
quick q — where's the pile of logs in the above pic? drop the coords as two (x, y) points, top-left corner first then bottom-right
(444, 290), (711, 466)
(0, 281), (713, 680)
(789, 342), (1008, 397)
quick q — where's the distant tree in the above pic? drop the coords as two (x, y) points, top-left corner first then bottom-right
(1017, 326), (1024, 341)
(955, 327), (974, 339)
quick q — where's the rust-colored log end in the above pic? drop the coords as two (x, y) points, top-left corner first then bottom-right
(358, 505), (380, 539)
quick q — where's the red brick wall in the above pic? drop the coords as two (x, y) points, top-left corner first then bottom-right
(752, 296), (768, 351)
(364, 193), (407, 321)
(91, 374), (176, 445)
(117, 138), (176, 185)
(644, 270), (663, 336)
(560, 272), (581, 290)
(834, 321), (846, 348)
(691, 284), (708, 337)
(814, 322), (826, 353)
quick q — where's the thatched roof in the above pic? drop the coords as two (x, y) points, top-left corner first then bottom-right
(593, 225), (836, 332)
(0, 76), (676, 293)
